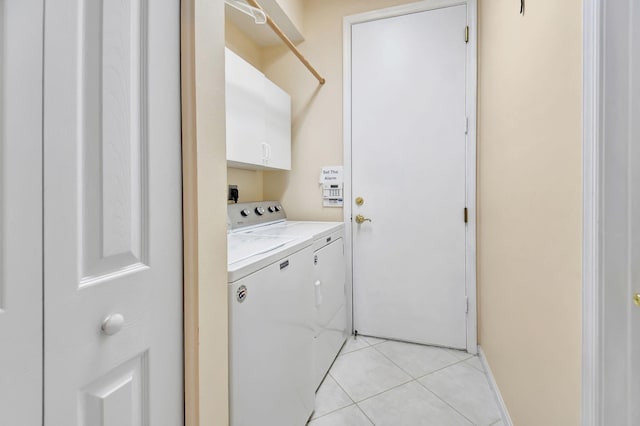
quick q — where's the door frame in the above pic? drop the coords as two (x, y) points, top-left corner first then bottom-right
(581, 0), (640, 424)
(581, 0), (601, 424)
(343, 0), (478, 354)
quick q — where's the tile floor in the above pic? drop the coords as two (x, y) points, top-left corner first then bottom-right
(308, 335), (503, 426)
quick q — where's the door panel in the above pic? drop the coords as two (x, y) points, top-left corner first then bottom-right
(43, 0), (183, 424)
(351, 6), (468, 348)
(630, 0), (640, 420)
(601, 1), (640, 423)
(0, 1), (44, 423)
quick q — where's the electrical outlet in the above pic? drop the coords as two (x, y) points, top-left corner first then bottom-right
(228, 185), (239, 203)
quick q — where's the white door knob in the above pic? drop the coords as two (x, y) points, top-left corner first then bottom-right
(101, 313), (125, 335)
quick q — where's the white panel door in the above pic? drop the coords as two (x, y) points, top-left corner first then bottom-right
(43, 0), (183, 424)
(0, 1), (43, 423)
(601, 1), (640, 423)
(351, 6), (468, 348)
(632, 0), (640, 415)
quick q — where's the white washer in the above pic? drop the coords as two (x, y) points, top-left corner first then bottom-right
(229, 203), (347, 392)
(227, 218), (315, 426)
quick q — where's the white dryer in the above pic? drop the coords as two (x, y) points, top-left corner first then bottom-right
(227, 214), (315, 426)
(230, 203), (347, 391)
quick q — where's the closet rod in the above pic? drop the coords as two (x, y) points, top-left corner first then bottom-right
(244, 0), (326, 85)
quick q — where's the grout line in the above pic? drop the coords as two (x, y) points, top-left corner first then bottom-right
(331, 374), (357, 406)
(308, 402), (357, 423)
(464, 357), (486, 373)
(352, 377), (416, 405)
(369, 343), (417, 378)
(415, 378), (477, 425)
(330, 339), (488, 425)
(412, 357), (470, 381)
(354, 403), (376, 426)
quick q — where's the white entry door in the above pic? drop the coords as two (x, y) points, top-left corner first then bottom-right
(599, 0), (640, 423)
(0, 1), (44, 423)
(349, 5), (471, 349)
(43, 0), (183, 424)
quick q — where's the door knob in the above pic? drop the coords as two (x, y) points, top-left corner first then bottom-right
(101, 313), (125, 335)
(634, 293), (640, 307)
(355, 197), (364, 206)
(355, 214), (372, 224)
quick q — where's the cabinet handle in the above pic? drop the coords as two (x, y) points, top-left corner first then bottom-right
(314, 280), (323, 307)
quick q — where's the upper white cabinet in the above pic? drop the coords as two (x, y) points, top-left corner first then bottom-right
(263, 78), (292, 170)
(225, 48), (266, 167)
(225, 48), (291, 170)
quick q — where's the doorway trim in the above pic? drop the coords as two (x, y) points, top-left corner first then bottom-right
(582, 0), (601, 424)
(342, 0), (478, 354)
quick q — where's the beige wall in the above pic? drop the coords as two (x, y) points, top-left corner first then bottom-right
(182, 0), (229, 425)
(477, 1), (582, 425)
(225, 19), (265, 203)
(224, 1), (583, 424)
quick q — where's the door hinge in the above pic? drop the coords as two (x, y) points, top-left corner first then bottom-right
(464, 207), (468, 223)
(465, 117), (469, 135)
(465, 26), (469, 43)
(465, 297), (469, 313)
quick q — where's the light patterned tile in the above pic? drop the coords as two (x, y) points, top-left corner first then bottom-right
(360, 335), (386, 346)
(375, 340), (460, 378)
(340, 336), (369, 355)
(419, 362), (501, 426)
(447, 348), (474, 361)
(465, 355), (484, 372)
(330, 347), (411, 401)
(312, 375), (353, 419)
(358, 381), (472, 426)
(308, 405), (373, 426)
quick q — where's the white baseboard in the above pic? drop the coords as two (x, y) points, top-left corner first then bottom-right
(478, 346), (514, 426)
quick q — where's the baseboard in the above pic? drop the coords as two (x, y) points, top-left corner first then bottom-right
(478, 346), (514, 426)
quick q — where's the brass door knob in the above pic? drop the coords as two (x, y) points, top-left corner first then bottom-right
(355, 197), (364, 206)
(634, 293), (640, 307)
(355, 214), (372, 224)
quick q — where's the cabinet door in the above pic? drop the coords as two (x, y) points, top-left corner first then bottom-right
(264, 78), (291, 170)
(0, 1), (44, 423)
(225, 48), (265, 167)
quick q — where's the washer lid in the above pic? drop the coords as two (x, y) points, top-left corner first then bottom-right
(227, 233), (295, 265)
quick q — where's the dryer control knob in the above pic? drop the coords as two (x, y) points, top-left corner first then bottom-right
(268, 206), (276, 213)
(275, 205), (282, 212)
(255, 207), (265, 216)
(240, 209), (251, 217)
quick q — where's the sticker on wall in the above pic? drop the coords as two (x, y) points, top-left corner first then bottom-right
(319, 166), (344, 207)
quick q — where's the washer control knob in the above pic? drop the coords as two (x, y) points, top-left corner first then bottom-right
(255, 207), (265, 216)
(240, 209), (251, 217)
(275, 205), (282, 212)
(268, 206), (276, 213)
